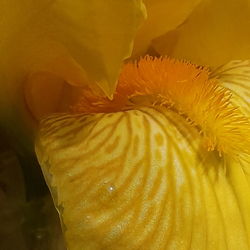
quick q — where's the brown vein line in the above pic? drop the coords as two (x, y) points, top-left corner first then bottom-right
(158, 108), (205, 166)
(46, 114), (112, 149)
(52, 117), (110, 151)
(48, 122), (93, 145)
(85, 159), (144, 229)
(113, 111), (133, 180)
(64, 173), (119, 216)
(115, 115), (153, 246)
(138, 108), (193, 248)
(66, 162), (121, 209)
(46, 114), (125, 163)
(147, 167), (163, 199)
(80, 112), (141, 226)
(42, 113), (72, 125)
(53, 117), (103, 140)
(46, 115), (120, 151)
(42, 116), (79, 136)
(141, 144), (174, 249)
(139, 108), (191, 144)
(68, 113), (134, 214)
(158, 144), (177, 249)
(85, 113), (124, 147)
(67, 156), (121, 186)
(166, 113), (209, 249)
(90, 114), (151, 241)
(165, 134), (194, 250)
(66, 154), (123, 185)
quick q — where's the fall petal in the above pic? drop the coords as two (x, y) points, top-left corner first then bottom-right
(153, 0), (250, 67)
(132, 0), (202, 57)
(36, 107), (250, 250)
(211, 60), (250, 118)
(211, 60), (250, 241)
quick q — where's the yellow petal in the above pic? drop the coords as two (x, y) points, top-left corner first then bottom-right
(153, 0), (250, 67)
(36, 107), (250, 249)
(211, 60), (250, 118)
(132, 0), (202, 57)
(211, 60), (250, 241)
(1, 0), (146, 105)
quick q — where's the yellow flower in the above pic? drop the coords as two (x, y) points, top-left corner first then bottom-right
(1, 0), (250, 249)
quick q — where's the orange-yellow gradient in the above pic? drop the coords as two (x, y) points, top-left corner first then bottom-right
(36, 57), (250, 250)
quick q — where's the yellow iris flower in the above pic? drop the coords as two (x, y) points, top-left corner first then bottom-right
(1, 0), (250, 250)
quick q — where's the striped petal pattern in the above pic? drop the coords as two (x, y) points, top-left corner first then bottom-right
(36, 107), (250, 250)
(211, 60), (250, 118)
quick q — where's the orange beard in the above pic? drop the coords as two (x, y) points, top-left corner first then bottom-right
(72, 56), (250, 158)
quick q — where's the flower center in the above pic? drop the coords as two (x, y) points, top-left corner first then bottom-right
(72, 56), (250, 158)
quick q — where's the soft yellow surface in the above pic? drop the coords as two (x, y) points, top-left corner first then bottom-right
(132, 0), (201, 56)
(153, 0), (250, 67)
(0, 0), (146, 104)
(211, 60), (250, 118)
(36, 105), (250, 249)
(212, 60), (250, 241)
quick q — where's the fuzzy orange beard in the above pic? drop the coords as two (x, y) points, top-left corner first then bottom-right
(72, 56), (250, 159)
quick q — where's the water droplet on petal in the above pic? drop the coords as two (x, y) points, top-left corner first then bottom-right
(98, 182), (117, 206)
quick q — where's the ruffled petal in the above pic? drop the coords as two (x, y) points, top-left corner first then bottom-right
(36, 107), (250, 249)
(153, 0), (250, 67)
(132, 0), (202, 56)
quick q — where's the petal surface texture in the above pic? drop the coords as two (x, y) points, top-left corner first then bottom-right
(153, 0), (250, 67)
(36, 106), (250, 250)
(212, 60), (250, 118)
(132, 0), (201, 56)
(211, 60), (250, 242)
(0, 0), (146, 108)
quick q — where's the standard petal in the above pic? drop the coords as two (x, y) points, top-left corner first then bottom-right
(0, 0), (146, 115)
(132, 0), (202, 57)
(153, 0), (250, 67)
(36, 107), (250, 250)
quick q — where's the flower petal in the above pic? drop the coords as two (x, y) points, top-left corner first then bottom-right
(211, 60), (250, 241)
(132, 0), (202, 57)
(211, 60), (250, 117)
(153, 0), (250, 67)
(1, 0), (146, 104)
(36, 107), (250, 249)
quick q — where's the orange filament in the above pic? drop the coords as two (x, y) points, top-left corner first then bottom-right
(72, 56), (250, 157)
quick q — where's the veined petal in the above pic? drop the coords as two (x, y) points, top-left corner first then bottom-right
(36, 107), (250, 250)
(132, 0), (202, 57)
(211, 60), (250, 118)
(153, 0), (250, 67)
(211, 60), (250, 241)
